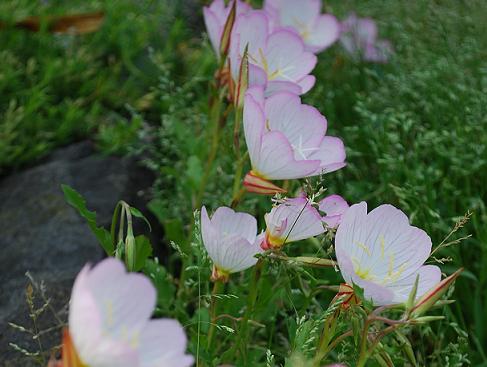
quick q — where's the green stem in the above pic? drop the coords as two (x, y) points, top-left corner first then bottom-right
(356, 319), (371, 367)
(231, 151), (249, 208)
(313, 310), (339, 366)
(207, 280), (224, 351)
(195, 95), (223, 210)
(235, 259), (264, 362)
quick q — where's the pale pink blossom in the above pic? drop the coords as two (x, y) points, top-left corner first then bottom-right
(335, 202), (441, 306)
(242, 86), (346, 193)
(229, 11), (317, 95)
(319, 194), (349, 228)
(262, 197), (325, 250)
(201, 206), (263, 281)
(203, 0), (251, 57)
(68, 258), (194, 367)
(264, 0), (340, 53)
(339, 13), (392, 63)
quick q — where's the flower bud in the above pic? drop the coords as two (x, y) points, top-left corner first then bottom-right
(219, 0), (236, 59)
(125, 233), (136, 272)
(410, 268), (462, 316)
(243, 171), (286, 195)
(234, 44), (249, 108)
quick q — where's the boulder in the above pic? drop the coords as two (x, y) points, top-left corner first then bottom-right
(0, 141), (154, 366)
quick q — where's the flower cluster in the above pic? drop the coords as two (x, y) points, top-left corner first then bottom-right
(49, 1), (458, 366)
(201, 1), (449, 311)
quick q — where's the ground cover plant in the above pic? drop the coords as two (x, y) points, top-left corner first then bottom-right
(3, 0), (487, 366)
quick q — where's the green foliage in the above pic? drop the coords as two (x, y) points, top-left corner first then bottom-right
(5, 0), (487, 365)
(0, 0), (188, 172)
(61, 184), (113, 255)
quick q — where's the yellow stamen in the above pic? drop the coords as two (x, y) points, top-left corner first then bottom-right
(356, 241), (371, 256)
(380, 235), (385, 259)
(388, 254), (395, 276)
(258, 48), (269, 74)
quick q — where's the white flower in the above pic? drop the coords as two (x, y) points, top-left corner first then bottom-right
(67, 258), (194, 367)
(335, 202), (441, 305)
(262, 197), (325, 250)
(201, 206), (263, 281)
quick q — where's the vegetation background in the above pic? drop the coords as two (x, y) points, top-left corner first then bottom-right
(1, 0), (486, 365)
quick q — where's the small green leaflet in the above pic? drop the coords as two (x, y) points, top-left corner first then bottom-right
(61, 184), (114, 255)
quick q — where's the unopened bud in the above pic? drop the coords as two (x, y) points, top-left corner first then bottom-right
(410, 268), (462, 316)
(411, 316), (445, 324)
(219, 0), (236, 60)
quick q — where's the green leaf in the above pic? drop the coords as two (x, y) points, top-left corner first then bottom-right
(147, 198), (167, 224)
(129, 206), (152, 232)
(163, 218), (188, 252)
(185, 155), (203, 190)
(61, 184), (114, 255)
(133, 235), (153, 271)
(143, 259), (176, 311)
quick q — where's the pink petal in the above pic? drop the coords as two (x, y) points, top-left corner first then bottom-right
(139, 319), (194, 367)
(319, 194), (349, 228)
(364, 205), (432, 281)
(201, 206), (220, 264)
(297, 75), (316, 94)
(388, 265), (442, 304)
(255, 131), (320, 180)
(243, 91), (266, 167)
(265, 80), (302, 96)
(266, 30), (317, 82)
(306, 14), (340, 53)
(211, 206), (257, 244)
(265, 92), (326, 151)
(335, 202), (369, 279)
(267, 197), (325, 244)
(307, 136), (347, 175)
(276, 0), (320, 27)
(203, 7), (221, 55)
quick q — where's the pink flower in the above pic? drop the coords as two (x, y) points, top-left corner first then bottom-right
(264, 0), (340, 53)
(201, 206), (263, 281)
(339, 13), (392, 63)
(242, 86), (346, 193)
(262, 197), (325, 250)
(335, 202), (441, 306)
(319, 194), (349, 228)
(229, 10), (317, 95)
(67, 258), (194, 366)
(203, 0), (252, 57)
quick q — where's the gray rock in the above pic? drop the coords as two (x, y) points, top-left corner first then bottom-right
(0, 141), (154, 366)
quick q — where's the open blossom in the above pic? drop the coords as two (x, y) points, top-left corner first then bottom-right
(335, 202), (441, 306)
(243, 86), (346, 194)
(229, 10), (317, 96)
(262, 197), (325, 250)
(203, 0), (251, 57)
(264, 0), (340, 53)
(339, 13), (392, 63)
(64, 258), (194, 367)
(319, 194), (349, 228)
(201, 206), (263, 281)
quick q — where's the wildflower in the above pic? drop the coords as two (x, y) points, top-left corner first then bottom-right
(229, 11), (317, 95)
(201, 206), (263, 282)
(335, 202), (441, 306)
(319, 194), (349, 228)
(261, 197), (325, 250)
(242, 86), (346, 194)
(264, 0), (340, 53)
(203, 0), (251, 58)
(62, 258), (194, 367)
(339, 13), (392, 63)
